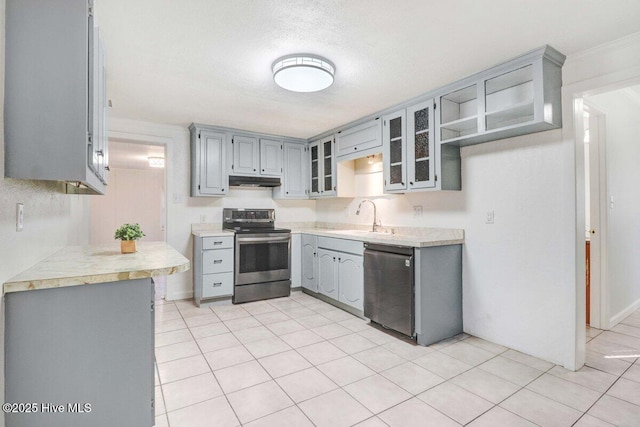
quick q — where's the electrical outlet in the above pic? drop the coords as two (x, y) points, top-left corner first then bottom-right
(172, 193), (185, 204)
(16, 203), (24, 232)
(486, 210), (495, 224)
(200, 215), (207, 223)
(413, 205), (423, 217)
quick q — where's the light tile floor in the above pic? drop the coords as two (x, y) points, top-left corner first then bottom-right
(154, 292), (640, 426)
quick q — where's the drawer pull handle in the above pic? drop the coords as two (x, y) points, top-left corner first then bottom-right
(213, 241), (223, 245)
(213, 260), (223, 264)
(213, 282), (222, 287)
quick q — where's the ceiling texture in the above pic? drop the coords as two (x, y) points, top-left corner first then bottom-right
(96, 0), (640, 139)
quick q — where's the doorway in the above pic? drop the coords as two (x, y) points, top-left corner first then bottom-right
(90, 140), (168, 297)
(574, 83), (640, 347)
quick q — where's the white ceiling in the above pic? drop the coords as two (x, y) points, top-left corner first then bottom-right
(109, 141), (165, 170)
(95, 0), (640, 139)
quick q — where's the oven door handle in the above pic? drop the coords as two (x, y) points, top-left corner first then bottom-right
(237, 235), (291, 244)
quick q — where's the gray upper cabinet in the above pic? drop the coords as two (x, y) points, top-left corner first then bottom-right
(231, 135), (259, 175)
(437, 46), (565, 147)
(190, 126), (227, 197)
(274, 143), (309, 199)
(5, 0), (108, 194)
(259, 138), (283, 176)
(407, 100), (437, 190)
(309, 136), (337, 197)
(383, 110), (407, 192)
(335, 119), (382, 159)
(384, 100), (443, 193)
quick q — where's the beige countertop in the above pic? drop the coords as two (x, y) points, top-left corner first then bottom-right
(191, 222), (464, 248)
(293, 227), (464, 248)
(3, 241), (190, 294)
(191, 224), (235, 237)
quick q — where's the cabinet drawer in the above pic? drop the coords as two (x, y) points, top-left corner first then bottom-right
(202, 249), (234, 274)
(202, 272), (234, 298)
(202, 236), (234, 250)
(317, 236), (364, 255)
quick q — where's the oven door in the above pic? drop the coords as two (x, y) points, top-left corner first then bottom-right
(235, 233), (291, 285)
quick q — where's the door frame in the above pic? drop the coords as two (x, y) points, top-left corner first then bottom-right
(106, 136), (170, 243)
(581, 102), (607, 330)
(564, 65), (640, 370)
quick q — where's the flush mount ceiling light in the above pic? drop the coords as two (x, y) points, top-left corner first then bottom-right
(148, 157), (165, 168)
(272, 54), (335, 93)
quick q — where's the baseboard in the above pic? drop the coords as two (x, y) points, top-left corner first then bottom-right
(165, 289), (193, 302)
(609, 297), (640, 328)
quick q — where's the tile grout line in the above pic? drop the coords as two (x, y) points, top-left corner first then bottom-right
(569, 360), (639, 426)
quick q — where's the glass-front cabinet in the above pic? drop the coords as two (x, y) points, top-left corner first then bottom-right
(384, 100), (437, 193)
(382, 110), (407, 192)
(309, 136), (336, 197)
(407, 100), (436, 189)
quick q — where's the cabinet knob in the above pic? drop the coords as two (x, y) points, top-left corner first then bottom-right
(401, 182), (405, 186)
(354, 147), (357, 150)
(286, 191), (289, 194)
(333, 257), (336, 261)
(105, 165), (110, 171)
(262, 169), (265, 172)
(253, 169), (256, 172)
(410, 182), (414, 185)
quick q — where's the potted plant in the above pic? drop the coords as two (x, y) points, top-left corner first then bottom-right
(114, 223), (145, 254)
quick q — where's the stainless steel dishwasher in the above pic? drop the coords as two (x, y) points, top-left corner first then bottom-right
(363, 243), (414, 337)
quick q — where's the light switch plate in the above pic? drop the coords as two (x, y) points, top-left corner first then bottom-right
(413, 205), (423, 217)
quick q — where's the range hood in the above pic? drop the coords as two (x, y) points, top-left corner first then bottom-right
(228, 175), (282, 187)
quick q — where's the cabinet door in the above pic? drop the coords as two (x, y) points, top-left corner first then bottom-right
(198, 131), (227, 195)
(407, 100), (436, 189)
(232, 135), (259, 175)
(335, 119), (382, 157)
(283, 143), (309, 198)
(309, 141), (322, 197)
(321, 137), (336, 196)
(383, 110), (407, 192)
(337, 253), (364, 310)
(260, 138), (283, 176)
(317, 249), (338, 299)
(301, 234), (318, 292)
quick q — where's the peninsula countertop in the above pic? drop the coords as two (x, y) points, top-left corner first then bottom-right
(3, 241), (190, 294)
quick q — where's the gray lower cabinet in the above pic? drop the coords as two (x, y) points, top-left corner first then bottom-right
(193, 235), (235, 305)
(301, 234), (318, 292)
(414, 244), (463, 345)
(4, 278), (154, 427)
(315, 237), (365, 312)
(337, 253), (364, 311)
(190, 126), (228, 197)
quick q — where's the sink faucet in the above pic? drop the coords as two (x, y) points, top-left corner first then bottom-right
(356, 199), (379, 232)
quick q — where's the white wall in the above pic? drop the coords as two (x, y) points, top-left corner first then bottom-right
(90, 167), (166, 244)
(587, 89), (640, 324)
